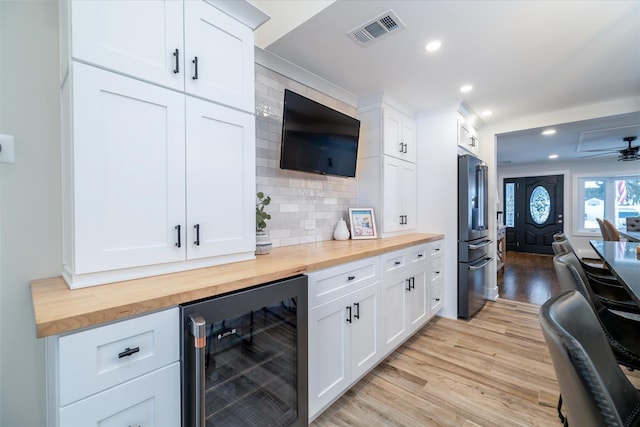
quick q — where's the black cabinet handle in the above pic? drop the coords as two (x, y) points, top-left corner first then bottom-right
(175, 225), (181, 248)
(417, 253), (423, 258)
(435, 271), (440, 275)
(406, 278), (411, 291)
(399, 142), (404, 153)
(194, 224), (200, 246)
(354, 302), (360, 319)
(348, 275), (356, 281)
(118, 346), (140, 359)
(173, 48), (179, 73)
(395, 261), (401, 265)
(403, 143), (408, 153)
(411, 276), (415, 289)
(192, 56), (198, 80)
(346, 306), (352, 323)
(435, 298), (441, 302)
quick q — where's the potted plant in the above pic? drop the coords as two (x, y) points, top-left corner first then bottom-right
(255, 192), (272, 254)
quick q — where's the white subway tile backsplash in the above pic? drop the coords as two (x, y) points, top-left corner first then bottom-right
(255, 64), (357, 248)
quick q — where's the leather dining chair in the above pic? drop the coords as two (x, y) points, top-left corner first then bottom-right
(597, 218), (611, 241)
(552, 252), (640, 370)
(551, 243), (640, 315)
(627, 217), (640, 232)
(540, 290), (640, 427)
(603, 219), (621, 241)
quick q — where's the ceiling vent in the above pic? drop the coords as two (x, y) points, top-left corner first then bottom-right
(347, 10), (405, 47)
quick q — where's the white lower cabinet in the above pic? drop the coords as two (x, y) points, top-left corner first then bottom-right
(307, 239), (444, 421)
(307, 262), (382, 420)
(47, 308), (180, 427)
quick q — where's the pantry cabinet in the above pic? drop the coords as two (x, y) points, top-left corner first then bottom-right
(59, 0), (266, 288)
(357, 102), (417, 237)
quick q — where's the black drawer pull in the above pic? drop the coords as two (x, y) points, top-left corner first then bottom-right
(173, 48), (179, 73)
(406, 278), (412, 291)
(435, 271), (440, 274)
(435, 298), (440, 302)
(175, 225), (181, 248)
(417, 253), (423, 258)
(118, 347), (140, 358)
(394, 261), (401, 265)
(192, 56), (198, 80)
(354, 302), (360, 319)
(194, 224), (200, 246)
(346, 306), (352, 323)
(347, 275), (356, 281)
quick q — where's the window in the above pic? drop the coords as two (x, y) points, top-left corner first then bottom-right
(505, 182), (515, 227)
(578, 175), (640, 232)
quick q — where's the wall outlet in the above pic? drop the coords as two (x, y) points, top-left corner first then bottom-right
(304, 219), (316, 230)
(0, 134), (15, 164)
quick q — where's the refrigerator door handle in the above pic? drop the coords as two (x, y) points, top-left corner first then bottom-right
(468, 240), (492, 250)
(469, 257), (493, 271)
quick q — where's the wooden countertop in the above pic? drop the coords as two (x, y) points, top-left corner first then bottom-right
(31, 233), (442, 338)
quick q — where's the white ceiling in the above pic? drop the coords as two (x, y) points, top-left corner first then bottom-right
(256, 0), (640, 165)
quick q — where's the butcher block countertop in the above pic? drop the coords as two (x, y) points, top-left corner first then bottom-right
(31, 233), (443, 338)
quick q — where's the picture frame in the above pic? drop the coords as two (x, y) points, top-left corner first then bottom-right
(348, 208), (378, 239)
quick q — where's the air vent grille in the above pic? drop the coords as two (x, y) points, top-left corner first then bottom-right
(347, 10), (404, 47)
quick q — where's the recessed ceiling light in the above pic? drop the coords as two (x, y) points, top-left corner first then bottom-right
(460, 85), (473, 93)
(549, 154), (558, 159)
(542, 129), (556, 135)
(481, 110), (493, 117)
(425, 40), (441, 52)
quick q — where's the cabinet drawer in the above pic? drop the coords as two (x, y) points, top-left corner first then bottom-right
(430, 258), (444, 283)
(428, 239), (443, 259)
(407, 244), (428, 267)
(430, 281), (444, 313)
(380, 249), (408, 278)
(59, 362), (180, 426)
(307, 257), (380, 308)
(58, 308), (179, 406)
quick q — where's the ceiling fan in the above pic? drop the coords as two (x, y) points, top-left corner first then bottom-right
(580, 136), (639, 161)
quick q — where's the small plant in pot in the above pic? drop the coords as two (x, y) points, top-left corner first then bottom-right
(255, 192), (272, 254)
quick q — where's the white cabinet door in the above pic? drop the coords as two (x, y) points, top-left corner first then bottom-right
(72, 63), (186, 274)
(382, 156), (416, 233)
(59, 363), (180, 427)
(382, 275), (408, 354)
(458, 117), (479, 154)
(382, 107), (416, 163)
(185, 97), (255, 259)
(382, 156), (403, 233)
(308, 296), (351, 418)
(69, 0), (184, 91)
(407, 267), (428, 334)
(184, 1), (254, 112)
(401, 160), (417, 230)
(401, 118), (417, 163)
(383, 107), (403, 159)
(350, 282), (381, 380)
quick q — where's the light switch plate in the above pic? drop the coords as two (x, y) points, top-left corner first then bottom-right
(0, 134), (15, 164)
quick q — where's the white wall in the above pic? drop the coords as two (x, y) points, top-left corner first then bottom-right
(0, 2), (61, 426)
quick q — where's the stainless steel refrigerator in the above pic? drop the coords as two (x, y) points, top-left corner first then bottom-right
(458, 154), (492, 318)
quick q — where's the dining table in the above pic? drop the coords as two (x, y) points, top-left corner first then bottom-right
(590, 240), (640, 306)
(618, 228), (640, 242)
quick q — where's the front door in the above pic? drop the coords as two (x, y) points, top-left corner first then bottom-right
(504, 175), (564, 254)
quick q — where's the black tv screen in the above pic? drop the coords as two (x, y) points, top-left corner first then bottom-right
(280, 89), (360, 178)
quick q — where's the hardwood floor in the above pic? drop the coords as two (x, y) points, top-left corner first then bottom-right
(497, 251), (562, 306)
(313, 252), (640, 426)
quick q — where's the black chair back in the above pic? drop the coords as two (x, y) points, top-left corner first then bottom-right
(540, 290), (640, 427)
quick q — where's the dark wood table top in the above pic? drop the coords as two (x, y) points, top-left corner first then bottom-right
(590, 240), (640, 306)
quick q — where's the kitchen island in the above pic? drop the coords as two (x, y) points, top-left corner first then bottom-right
(31, 233), (443, 338)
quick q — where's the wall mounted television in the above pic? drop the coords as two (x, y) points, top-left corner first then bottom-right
(280, 89), (360, 178)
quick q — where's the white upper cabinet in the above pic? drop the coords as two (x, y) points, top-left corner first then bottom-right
(383, 106), (416, 163)
(68, 1), (185, 91)
(457, 115), (479, 155)
(184, 1), (255, 112)
(65, 0), (255, 113)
